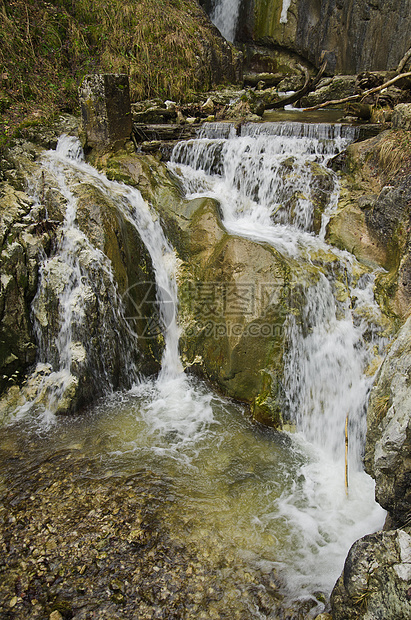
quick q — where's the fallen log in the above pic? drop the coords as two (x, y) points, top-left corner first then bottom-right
(264, 56), (327, 110)
(303, 71), (411, 112)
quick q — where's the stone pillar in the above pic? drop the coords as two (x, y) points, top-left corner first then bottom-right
(79, 74), (132, 150)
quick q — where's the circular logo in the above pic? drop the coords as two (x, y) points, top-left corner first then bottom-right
(121, 281), (175, 339)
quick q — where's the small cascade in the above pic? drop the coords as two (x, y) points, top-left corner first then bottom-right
(26, 136), (140, 419)
(170, 122), (356, 238)
(23, 135), (214, 441)
(283, 273), (381, 469)
(210, 0), (241, 42)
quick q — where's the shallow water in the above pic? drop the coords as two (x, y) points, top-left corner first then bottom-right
(0, 372), (385, 618)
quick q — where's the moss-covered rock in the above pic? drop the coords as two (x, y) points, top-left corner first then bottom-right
(299, 76), (357, 108)
(179, 227), (292, 426)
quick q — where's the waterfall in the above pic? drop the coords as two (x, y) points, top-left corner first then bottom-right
(170, 122), (356, 246)
(280, 0), (292, 23)
(24, 136), (141, 420)
(168, 121), (387, 593)
(210, 0), (241, 42)
(169, 122), (382, 464)
(22, 135), (214, 441)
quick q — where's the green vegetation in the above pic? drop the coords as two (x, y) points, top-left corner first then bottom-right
(0, 0), (233, 143)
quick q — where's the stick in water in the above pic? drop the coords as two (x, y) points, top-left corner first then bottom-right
(345, 414), (349, 496)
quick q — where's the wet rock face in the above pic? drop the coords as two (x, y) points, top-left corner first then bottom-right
(331, 529), (411, 620)
(0, 185), (50, 394)
(0, 119), (164, 417)
(364, 316), (411, 528)
(238, 0), (411, 73)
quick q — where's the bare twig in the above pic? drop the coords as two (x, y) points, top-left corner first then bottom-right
(345, 413), (349, 496)
(397, 47), (411, 74)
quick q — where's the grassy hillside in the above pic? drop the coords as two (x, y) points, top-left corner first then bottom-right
(0, 0), (236, 144)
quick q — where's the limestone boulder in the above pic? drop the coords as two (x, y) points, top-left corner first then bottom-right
(98, 151), (292, 424)
(179, 207), (292, 427)
(331, 528), (411, 620)
(364, 316), (411, 528)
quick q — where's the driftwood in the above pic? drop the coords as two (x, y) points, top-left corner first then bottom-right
(264, 56), (328, 110)
(303, 71), (411, 112)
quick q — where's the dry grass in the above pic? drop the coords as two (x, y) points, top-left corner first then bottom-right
(371, 391), (392, 426)
(0, 0), (232, 145)
(377, 129), (411, 180)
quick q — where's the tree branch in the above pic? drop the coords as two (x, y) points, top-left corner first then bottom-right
(303, 71), (411, 112)
(265, 57), (327, 110)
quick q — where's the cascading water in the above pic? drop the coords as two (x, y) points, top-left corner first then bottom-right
(168, 120), (387, 597)
(18, 136), (142, 421)
(210, 0), (241, 42)
(1, 122), (388, 618)
(24, 134), (215, 443)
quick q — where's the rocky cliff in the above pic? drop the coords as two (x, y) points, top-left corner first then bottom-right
(233, 0), (411, 74)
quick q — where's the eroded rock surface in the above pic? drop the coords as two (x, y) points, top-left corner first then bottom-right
(331, 528), (411, 620)
(364, 315), (411, 528)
